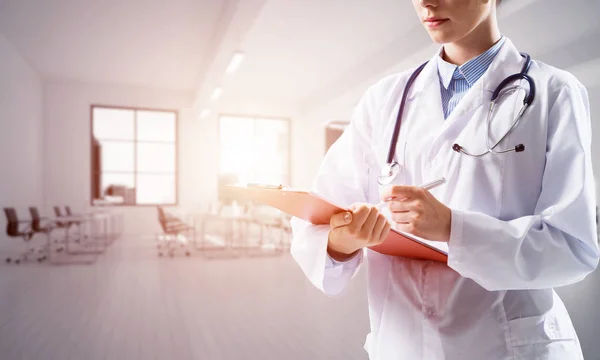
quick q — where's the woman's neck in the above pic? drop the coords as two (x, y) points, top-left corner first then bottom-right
(442, 18), (502, 66)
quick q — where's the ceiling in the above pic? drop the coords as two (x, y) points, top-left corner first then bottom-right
(214, 0), (418, 110)
(0, 0), (231, 91)
(1, 0), (600, 116)
(198, 0), (600, 118)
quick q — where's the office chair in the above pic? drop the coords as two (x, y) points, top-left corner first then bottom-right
(65, 206), (80, 217)
(3, 208), (39, 264)
(56, 206), (85, 243)
(54, 206), (78, 243)
(279, 214), (293, 251)
(29, 207), (66, 257)
(245, 204), (288, 256)
(47, 207), (69, 232)
(156, 207), (194, 257)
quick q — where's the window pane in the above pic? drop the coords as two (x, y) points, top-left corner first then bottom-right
(97, 141), (134, 172)
(93, 108), (135, 140)
(253, 173), (286, 185)
(137, 110), (176, 142)
(218, 116), (289, 186)
(137, 142), (175, 173)
(219, 117), (255, 179)
(256, 118), (289, 135)
(254, 119), (289, 182)
(101, 173), (135, 205)
(136, 174), (176, 205)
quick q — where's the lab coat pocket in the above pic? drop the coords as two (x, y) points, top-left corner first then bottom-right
(450, 136), (507, 217)
(507, 315), (579, 360)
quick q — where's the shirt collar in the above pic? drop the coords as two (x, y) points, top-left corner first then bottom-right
(437, 35), (506, 89)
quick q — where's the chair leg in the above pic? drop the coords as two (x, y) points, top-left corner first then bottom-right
(5, 236), (46, 265)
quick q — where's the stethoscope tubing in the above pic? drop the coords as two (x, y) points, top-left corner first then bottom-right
(378, 53), (535, 186)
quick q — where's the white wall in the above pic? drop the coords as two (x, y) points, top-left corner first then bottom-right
(587, 86), (600, 203)
(290, 117), (323, 189)
(0, 34), (44, 249)
(291, 114), (350, 189)
(291, 84), (367, 190)
(43, 80), (200, 235)
(181, 106), (220, 211)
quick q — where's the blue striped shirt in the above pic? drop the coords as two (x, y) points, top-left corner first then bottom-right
(438, 36), (506, 119)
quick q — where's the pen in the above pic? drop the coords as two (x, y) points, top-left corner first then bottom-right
(375, 177), (446, 209)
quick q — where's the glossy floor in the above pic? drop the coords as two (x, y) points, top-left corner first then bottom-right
(0, 235), (598, 360)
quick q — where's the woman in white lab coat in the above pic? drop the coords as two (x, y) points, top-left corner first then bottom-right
(290, 0), (600, 359)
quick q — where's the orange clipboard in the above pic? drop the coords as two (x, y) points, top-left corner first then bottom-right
(227, 185), (448, 263)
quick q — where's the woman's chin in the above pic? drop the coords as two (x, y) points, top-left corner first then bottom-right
(425, 27), (461, 45)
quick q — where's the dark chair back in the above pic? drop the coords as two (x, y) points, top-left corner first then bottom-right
(157, 207), (168, 232)
(29, 207), (44, 232)
(4, 208), (21, 236)
(53, 206), (62, 217)
(65, 206), (72, 216)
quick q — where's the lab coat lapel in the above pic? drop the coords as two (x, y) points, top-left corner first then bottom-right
(408, 55), (444, 127)
(480, 38), (526, 96)
(387, 56), (442, 173)
(445, 37), (523, 122)
(397, 56), (445, 179)
(401, 54), (445, 147)
(427, 38), (525, 159)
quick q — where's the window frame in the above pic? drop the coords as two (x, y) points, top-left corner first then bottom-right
(217, 113), (292, 187)
(89, 104), (179, 207)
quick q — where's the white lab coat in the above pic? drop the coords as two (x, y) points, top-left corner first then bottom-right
(290, 37), (600, 360)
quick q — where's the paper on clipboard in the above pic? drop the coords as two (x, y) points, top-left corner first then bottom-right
(227, 184), (448, 263)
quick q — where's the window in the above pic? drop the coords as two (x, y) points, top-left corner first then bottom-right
(91, 106), (178, 206)
(218, 115), (290, 196)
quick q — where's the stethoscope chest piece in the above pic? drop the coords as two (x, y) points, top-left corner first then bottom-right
(378, 162), (401, 186)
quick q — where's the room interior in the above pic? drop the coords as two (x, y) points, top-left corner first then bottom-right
(1, 0), (600, 359)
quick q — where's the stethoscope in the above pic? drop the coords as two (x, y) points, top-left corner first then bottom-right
(378, 52), (536, 186)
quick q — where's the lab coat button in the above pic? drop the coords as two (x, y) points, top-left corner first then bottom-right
(426, 309), (436, 317)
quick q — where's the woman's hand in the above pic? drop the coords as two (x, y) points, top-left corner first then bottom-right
(382, 185), (452, 242)
(327, 203), (391, 261)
